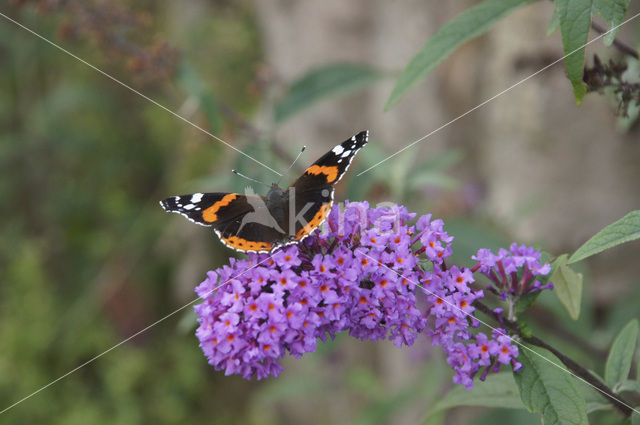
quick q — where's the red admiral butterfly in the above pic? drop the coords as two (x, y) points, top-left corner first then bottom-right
(160, 131), (368, 253)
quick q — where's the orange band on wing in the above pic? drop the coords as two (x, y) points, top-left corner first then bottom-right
(202, 194), (237, 223)
(221, 235), (273, 252)
(305, 165), (339, 183)
(296, 202), (332, 240)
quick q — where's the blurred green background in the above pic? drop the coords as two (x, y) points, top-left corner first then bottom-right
(1, 1), (639, 424)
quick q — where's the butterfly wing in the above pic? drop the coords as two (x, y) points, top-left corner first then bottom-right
(160, 192), (243, 226)
(160, 192), (286, 253)
(287, 130), (368, 241)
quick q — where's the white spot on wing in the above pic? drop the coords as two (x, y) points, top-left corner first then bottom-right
(332, 145), (344, 155)
(184, 204), (195, 210)
(191, 193), (203, 203)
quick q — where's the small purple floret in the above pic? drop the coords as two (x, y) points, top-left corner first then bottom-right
(472, 243), (553, 299)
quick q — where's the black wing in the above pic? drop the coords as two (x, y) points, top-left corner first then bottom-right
(160, 192), (248, 226)
(286, 130), (368, 241)
(160, 192), (287, 253)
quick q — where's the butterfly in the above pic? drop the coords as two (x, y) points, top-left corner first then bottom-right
(160, 130), (368, 253)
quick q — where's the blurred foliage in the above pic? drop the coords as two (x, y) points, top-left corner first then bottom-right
(274, 63), (383, 123)
(386, 0), (533, 109)
(0, 2), (263, 424)
(387, 0), (638, 115)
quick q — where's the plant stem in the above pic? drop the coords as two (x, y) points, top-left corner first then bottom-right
(590, 21), (639, 60)
(474, 301), (633, 417)
(528, 305), (608, 361)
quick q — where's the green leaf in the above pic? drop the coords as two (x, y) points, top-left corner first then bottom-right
(547, 5), (561, 35)
(176, 309), (197, 334)
(550, 254), (583, 320)
(582, 386), (611, 413)
(569, 210), (640, 263)
(423, 373), (523, 422)
(555, 0), (632, 102)
(514, 345), (588, 425)
(178, 63), (222, 133)
(385, 0), (532, 109)
(556, 0), (592, 104)
(616, 380), (640, 394)
(633, 407), (640, 425)
(604, 319), (639, 388)
(515, 291), (542, 315)
(275, 63), (382, 123)
(593, 0), (632, 46)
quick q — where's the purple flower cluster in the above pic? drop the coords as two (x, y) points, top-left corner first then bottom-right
(194, 202), (427, 379)
(429, 296), (522, 388)
(193, 202), (548, 388)
(472, 243), (553, 300)
(414, 218), (521, 389)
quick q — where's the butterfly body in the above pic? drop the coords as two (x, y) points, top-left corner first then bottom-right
(160, 130), (368, 253)
(264, 183), (288, 228)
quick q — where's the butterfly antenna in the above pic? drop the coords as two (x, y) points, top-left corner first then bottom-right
(232, 170), (270, 188)
(276, 146), (306, 185)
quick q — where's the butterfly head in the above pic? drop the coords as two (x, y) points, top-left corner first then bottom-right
(266, 183), (286, 204)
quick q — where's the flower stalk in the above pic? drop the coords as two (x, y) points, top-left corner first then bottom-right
(474, 301), (634, 417)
